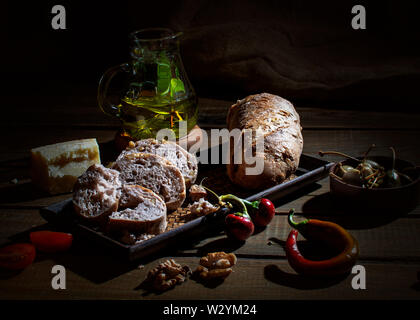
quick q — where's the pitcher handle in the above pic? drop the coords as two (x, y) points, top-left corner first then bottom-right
(97, 63), (130, 117)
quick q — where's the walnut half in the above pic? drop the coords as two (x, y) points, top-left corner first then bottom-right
(194, 265), (233, 280)
(199, 252), (237, 269)
(144, 259), (191, 292)
(194, 252), (237, 281)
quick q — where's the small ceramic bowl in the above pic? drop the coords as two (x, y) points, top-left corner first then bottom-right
(329, 156), (420, 214)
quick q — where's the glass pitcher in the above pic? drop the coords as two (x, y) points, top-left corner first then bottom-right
(98, 28), (198, 140)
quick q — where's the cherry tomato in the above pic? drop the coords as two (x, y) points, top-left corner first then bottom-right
(225, 213), (255, 241)
(0, 243), (36, 270)
(30, 231), (73, 253)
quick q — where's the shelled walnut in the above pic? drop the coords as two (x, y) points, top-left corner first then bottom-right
(194, 265), (233, 280)
(189, 184), (207, 202)
(200, 252), (237, 269)
(188, 198), (219, 217)
(194, 252), (237, 281)
(144, 259), (191, 292)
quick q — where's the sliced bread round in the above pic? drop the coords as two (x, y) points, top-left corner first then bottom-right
(112, 152), (186, 211)
(72, 164), (121, 222)
(119, 138), (198, 188)
(108, 185), (167, 234)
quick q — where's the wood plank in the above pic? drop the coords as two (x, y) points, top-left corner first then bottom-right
(0, 127), (418, 209)
(0, 179), (317, 210)
(1, 167), (419, 230)
(0, 255), (418, 300)
(271, 178), (420, 216)
(0, 128), (116, 162)
(302, 129), (420, 164)
(0, 209), (419, 300)
(1, 95), (419, 301)
(2, 172), (419, 220)
(0, 179), (74, 209)
(178, 214), (420, 261)
(198, 98), (420, 130)
(0, 127), (418, 168)
(2, 95), (420, 130)
(0, 209), (47, 246)
(1, 209), (420, 261)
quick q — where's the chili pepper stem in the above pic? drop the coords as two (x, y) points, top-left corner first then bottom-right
(201, 186), (255, 218)
(201, 185), (225, 206)
(241, 199), (260, 209)
(288, 209), (309, 230)
(219, 194), (250, 218)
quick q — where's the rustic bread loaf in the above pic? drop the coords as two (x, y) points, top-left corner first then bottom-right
(112, 152), (186, 211)
(109, 185), (167, 234)
(226, 93), (303, 189)
(119, 138), (198, 188)
(72, 164), (121, 222)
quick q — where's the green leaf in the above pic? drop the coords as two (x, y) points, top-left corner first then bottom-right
(157, 52), (172, 94)
(170, 78), (185, 98)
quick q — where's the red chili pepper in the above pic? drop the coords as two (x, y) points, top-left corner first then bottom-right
(0, 243), (36, 270)
(30, 231), (73, 253)
(285, 209), (359, 277)
(243, 198), (275, 227)
(220, 194), (255, 241)
(225, 213), (255, 241)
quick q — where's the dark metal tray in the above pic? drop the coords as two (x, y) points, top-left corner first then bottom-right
(40, 153), (333, 261)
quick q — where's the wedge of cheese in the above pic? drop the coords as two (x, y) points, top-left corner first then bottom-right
(30, 138), (101, 194)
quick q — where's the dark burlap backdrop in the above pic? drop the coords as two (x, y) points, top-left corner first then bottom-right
(2, 1), (420, 110)
(129, 0), (420, 109)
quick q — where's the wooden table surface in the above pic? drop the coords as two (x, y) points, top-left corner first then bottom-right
(0, 94), (419, 300)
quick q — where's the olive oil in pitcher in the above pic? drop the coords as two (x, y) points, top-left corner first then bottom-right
(118, 94), (198, 139)
(98, 28), (198, 140)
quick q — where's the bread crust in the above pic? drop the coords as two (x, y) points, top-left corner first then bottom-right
(175, 142), (198, 188)
(226, 93), (303, 189)
(119, 138), (198, 189)
(73, 200), (119, 226)
(108, 185), (167, 234)
(108, 218), (167, 235)
(112, 152), (186, 211)
(72, 164), (121, 224)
